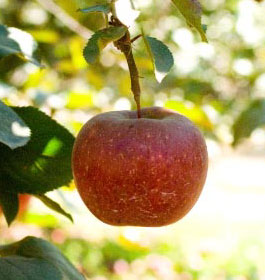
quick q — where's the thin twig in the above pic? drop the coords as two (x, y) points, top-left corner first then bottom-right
(129, 0), (136, 10)
(131, 34), (142, 43)
(35, 0), (91, 39)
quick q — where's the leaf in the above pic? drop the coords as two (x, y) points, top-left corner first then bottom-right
(34, 194), (73, 222)
(0, 236), (85, 280)
(0, 191), (18, 225)
(78, 4), (111, 14)
(0, 25), (21, 57)
(143, 36), (174, 82)
(83, 26), (127, 64)
(0, 256), (61, 280)
(233, 99), (265, 146)
(171, 0), (208, 42)
(0, 100), (30, 149)
(0, 24), (42, 66)
(0, 107), (75, 194)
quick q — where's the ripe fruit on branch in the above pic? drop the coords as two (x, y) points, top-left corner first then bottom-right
(72, 107), (208, 227)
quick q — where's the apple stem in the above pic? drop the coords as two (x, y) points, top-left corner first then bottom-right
(110, 0), (142, 119)
(123, 44), (142, 119)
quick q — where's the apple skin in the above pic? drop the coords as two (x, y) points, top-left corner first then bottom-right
(72, 107), (208, 227)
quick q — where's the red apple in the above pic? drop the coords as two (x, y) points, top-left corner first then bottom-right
(72, 107), (208, 227)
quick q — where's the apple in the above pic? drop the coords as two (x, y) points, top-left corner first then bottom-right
(72, 107), (208, 227)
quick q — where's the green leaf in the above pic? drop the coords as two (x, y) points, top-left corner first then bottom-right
(0, 191), (18, 226)
(0, 236), (85, 280)
(0, 25), (21, 57)
(78, 4), (111, 14)
(143, 36), (174, 82)
(171, 0), (208, 42)
(83, 26), (127, 64)
(0, 256), (61, 280)
(0, 101), (30, 149)
(34, 194), (73, 222)
(233, 99), (265, 146)
(0, 107), (75, 194)
(0, 24), (42, 66)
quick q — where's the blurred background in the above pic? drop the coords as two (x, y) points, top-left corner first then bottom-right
(1, 0), (265, 279)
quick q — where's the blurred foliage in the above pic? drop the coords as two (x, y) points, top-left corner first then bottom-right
(233, 99), (265, 145)
(1, 208), (265, 280)
(0, 0), (264, 144)
(1, 1), (265, 279)
(52, 230), (265, 279)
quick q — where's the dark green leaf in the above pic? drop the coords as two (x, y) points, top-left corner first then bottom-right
(0, 256), (61, 280)
(34, 194), (73, 222)
(78, 4), (111, 14)
(0, 24), (42, 66)
(143, 36), (174, 82)
(171, 0), (208, 42)
(233, 99), (265, 146)
(0, 191), (18, 225)
(0, 236), (85, 280)
(0, 25), (21, 57)
(0, 107), (75, 194)
(0, 101), (30, 149)
(83, 26), (127, 64)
